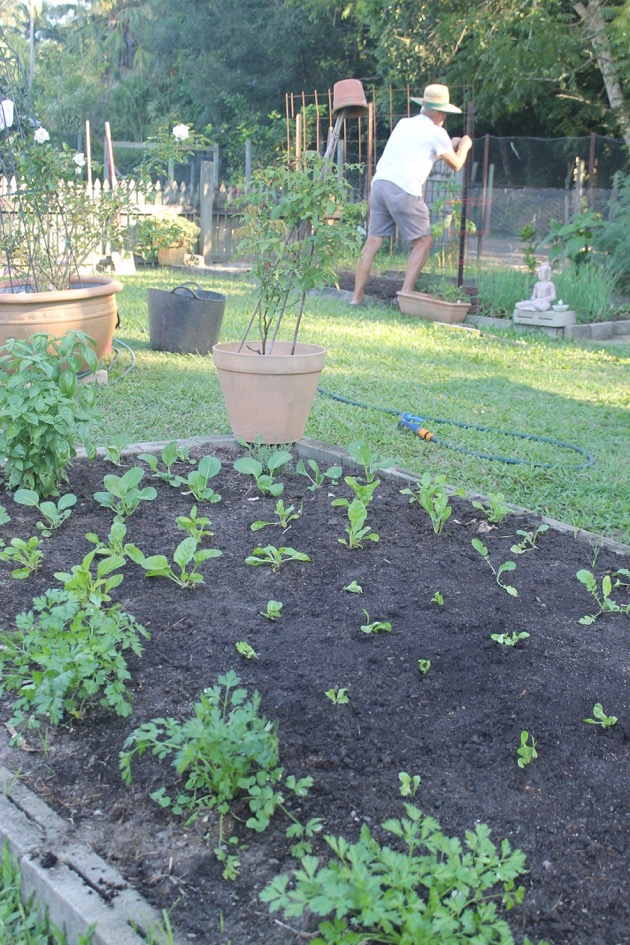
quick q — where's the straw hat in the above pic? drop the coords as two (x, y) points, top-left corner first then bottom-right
(410, 84), (462, 114)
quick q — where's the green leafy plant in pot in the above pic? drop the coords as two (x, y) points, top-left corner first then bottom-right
(133, 212), (200, 265)
(212, 150), (363, 443)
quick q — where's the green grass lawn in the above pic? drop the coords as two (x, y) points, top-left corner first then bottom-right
(97, 269), (630, 544)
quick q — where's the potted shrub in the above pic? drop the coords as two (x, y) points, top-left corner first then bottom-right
(133, 211), (201, 267)
(0, 42), (123, 361)
(397, 279), (472, 324)
(212, 150), (362, 443)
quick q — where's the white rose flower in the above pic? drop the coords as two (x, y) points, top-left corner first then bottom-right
(73, 152), (86, 168)
(34, 126), (50, 144)
(172, 123), (190, 142)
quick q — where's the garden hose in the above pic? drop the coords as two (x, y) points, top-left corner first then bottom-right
(317, 388), (595, 469)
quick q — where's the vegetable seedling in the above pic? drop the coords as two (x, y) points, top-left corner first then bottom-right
(0, 505), (10, 527)
(176, 505), (214, 541)
(343, 580), (363, 594)
(233, 450), (292, 497)
(583, 703), (617, 728)
(177, 455), (222, 503)
(430, 591), (443, 606)
(139, 441), (194, 486)
(576, 568), (630, 624)
(245, 545), (310, 572)
(295, 458), (341, 491)
(93, 467), (157, 521)
(516, 731), (537, 768)
(360, 610), (392, 634)
(236, 641), (259, 660)
(510, 523), (549, 555)
(102, 433), (130, 466)
(85, 521), (136, 560)
(401, 475), (466, 535)
(251, 500), (301, 532)
(13, 489), (77, 537)
(472, 539), (518, 596)
(325, 687), (349, 705)
(260, 600), (283, 621)
(0, 536), (44, 579)
(336, 498), (379, 549)
(417, 659), (431, 675)
(347, 440), (394, 483)
(472, 492), (511, 524)
(490, 631), (530, 647)
(128, 538), (222, 589)
(56, 550), (126, 605)
(398, 772), (421, 797)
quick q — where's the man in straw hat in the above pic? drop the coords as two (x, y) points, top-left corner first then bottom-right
(351, 84), (472, 305)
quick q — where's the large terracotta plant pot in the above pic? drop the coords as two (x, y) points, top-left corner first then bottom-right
(157, 245), (187, 267)
(0, 274), (122, 361)
(212, 341), (326, 444)
(397, 290), (471, 324)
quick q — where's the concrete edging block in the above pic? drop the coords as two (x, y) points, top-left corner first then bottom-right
(0, 767), (185, 945)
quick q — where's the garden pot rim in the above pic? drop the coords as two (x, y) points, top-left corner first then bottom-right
(0, 273), (123, 302)
(213, 339), (327, 358)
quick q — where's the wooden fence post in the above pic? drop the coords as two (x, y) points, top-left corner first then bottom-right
(199, 161), (214, 263)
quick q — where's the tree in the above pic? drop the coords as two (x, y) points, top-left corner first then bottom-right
(347, 0), (630, 143)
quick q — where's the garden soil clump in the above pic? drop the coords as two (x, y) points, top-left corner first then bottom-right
(0, 444), (628, 945)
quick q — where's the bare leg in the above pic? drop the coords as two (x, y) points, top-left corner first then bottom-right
(352, 235), (383, 304)
(401, 234), (432, 293)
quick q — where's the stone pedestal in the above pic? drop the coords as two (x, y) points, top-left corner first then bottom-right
(512, 308), (577, 338)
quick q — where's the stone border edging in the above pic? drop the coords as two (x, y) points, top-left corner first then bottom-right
(0, 767), (184, 945)
(469, 314), (630, 341)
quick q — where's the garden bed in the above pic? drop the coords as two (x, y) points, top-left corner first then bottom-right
(0, 441), (628, 945)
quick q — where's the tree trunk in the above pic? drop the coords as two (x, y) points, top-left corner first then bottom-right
(574, 0), (630, 149)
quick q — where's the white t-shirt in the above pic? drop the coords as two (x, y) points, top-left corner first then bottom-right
(373, 115), (452, 197)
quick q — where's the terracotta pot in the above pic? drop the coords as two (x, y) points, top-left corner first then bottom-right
(332, 79), (369, 117)
(0, 274), (122, 361)
(212, 341), (326, 444)
(157, 245), (187, 267)
(397, 291), (471, 325)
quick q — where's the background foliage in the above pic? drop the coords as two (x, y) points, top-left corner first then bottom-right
(1, 0), (628, 167)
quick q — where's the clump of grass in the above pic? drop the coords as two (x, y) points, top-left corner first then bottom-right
(553, 262), (614, 323)
(474, 265), (530, 317)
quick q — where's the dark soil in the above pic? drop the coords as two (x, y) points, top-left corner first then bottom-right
(0, 444), (629, 945)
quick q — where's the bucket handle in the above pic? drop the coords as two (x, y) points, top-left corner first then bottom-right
(172, 282), (201, 299)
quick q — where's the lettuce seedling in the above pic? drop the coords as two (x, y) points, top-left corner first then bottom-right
(325, 687), (349, 705)
(398, 772), (421, 797)
(236, 642), (259, 660)
(93, 467), (157, 521)
(360, 610), (391, 634)
(245, 546), (310, 572)
(583, 703), (617, 728)
(343, 581), (363, 594)
(0, 536), (43, 579)
(13, 489), (76, 537)
(491, 631), (530, 647)
(259, 600), (283, 621)
(517, 731), (537, 768)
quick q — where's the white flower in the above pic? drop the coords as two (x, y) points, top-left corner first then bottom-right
(172, 123), (190, 142)
(73, 152), (86, 168)
(34, 126), (50, 144)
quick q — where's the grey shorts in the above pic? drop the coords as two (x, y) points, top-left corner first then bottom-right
(368, 179), (431, 241)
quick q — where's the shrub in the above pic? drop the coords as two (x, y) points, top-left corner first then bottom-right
(0, 331), (101, 497)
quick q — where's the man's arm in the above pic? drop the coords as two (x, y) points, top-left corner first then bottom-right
(438, 135), (473, 172)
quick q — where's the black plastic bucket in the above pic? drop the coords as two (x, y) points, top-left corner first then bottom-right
(148, 283), (226, 354)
